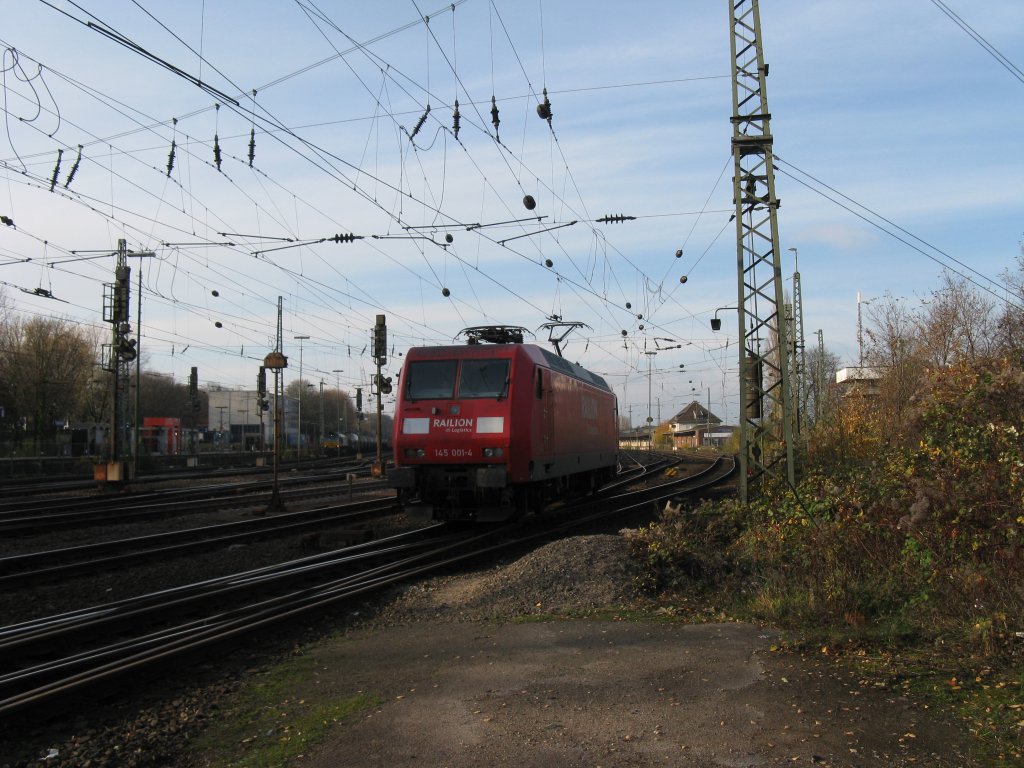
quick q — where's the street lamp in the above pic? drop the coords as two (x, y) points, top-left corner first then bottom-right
(294, 335), (309, 458)
(710, 307), (737, 332)
(262, 349), (288, 512)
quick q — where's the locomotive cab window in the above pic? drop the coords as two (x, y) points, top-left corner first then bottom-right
(458, 359), (510, 399)
(406, 360), (458, 400)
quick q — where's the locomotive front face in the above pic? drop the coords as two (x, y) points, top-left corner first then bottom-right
(390, 349), (516, 519)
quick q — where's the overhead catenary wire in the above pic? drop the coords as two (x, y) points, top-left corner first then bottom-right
(929, 0), (1024, 85)
(4, 2), (1011, 407)
(773, 155), (1023, 311)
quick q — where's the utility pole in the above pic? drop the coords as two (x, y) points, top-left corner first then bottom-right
(645, 349), (656, 450)
(293, 335), (309, 459)
(355, 386), (363, 459)
(332, 369), (344, 441)
(729, 0), (796, 502)
(788, 247), (806, 436)
(816, 328), (826, 423)
(264, 297), (288, 512)
(318, 379), (325, 453)
(370, 315), (392, 475)
(98, 238), (152, 485)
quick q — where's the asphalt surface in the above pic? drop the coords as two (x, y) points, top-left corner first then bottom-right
(298, 620), (971, 767)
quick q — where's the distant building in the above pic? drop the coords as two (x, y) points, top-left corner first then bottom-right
(668, 401), (726, 449)
(618, 426), (655, 450)
(835, 367), (881, 398)
(207, 388), (297, 450)
(619, 403), (736, 451)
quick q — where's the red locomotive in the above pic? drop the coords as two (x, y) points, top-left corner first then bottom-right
(388, 326), (619, 521)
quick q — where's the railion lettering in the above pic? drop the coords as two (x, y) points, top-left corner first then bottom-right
(433, 417), (474, 429)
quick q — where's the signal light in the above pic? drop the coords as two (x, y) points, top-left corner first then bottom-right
(372, 315), (387, 364)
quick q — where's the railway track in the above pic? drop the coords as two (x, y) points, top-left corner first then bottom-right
(0, 469), (385, 534)
(0, 496), (398, 587)
(0, 453), (734, 720)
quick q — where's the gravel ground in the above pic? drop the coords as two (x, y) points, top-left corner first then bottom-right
(1, 533), (979, 767)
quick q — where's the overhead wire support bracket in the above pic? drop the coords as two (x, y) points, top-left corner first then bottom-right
(252, 234), (362, 256)
(217, 232), (296, 241)
(465, 216), (547, 231)
(497, 220), (577, 246)
(371, 234), (452, 248)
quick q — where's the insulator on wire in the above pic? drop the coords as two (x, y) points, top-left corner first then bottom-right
(49, 148), (63, 192)
(329, 233), (362, 243)
(213, 104), (222, 171)
(248, 127), (255, 167)
(410, 104), (431, 140)
(596, 214), (635, 224)
(536, 87), (553, 125)
(166, 118), (178, 177)
(490, 95), (500, 140)
(452, 100), (460, 139)
(64, 145), (82, 188)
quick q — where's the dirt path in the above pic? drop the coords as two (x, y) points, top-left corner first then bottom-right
(296, 619), (971, 767)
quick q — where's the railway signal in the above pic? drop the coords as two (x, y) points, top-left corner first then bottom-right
(370, 315), (387, 477)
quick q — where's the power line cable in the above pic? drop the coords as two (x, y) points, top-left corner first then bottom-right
(929, 0), (1024, 85)
(773, 155), (1023, 310)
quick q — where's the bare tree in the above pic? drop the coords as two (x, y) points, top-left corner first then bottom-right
(916, 272), (995, 368)
(0, 316), (97, 454)
(996, 249), (1024, 364)
(802, 343), (842, 426)
(863, 294), (922, 427)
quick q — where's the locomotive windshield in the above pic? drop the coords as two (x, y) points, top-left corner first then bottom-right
(458, 359), (510, 399)
(405, 358), (510, 400)
(405, 360), (457, 399)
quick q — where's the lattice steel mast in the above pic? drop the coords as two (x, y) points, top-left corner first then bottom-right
(729, 0), (796, 502)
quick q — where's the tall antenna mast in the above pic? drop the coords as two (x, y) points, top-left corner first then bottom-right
(729, 0), (796, 502)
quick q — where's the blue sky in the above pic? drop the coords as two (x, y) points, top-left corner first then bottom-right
(1, 1), (1021, 426)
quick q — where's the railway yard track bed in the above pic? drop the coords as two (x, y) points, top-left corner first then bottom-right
(0, 458), (977, 766)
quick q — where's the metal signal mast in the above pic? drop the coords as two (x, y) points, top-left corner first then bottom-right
(728, 0), (796, 502)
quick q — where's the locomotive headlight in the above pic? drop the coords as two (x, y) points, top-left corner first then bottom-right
(404, 448), (425, 458)
(482, 447), (504, 458)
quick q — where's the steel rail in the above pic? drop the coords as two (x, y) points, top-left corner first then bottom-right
(0, 455), (735, 717)
(0, 498), (400, 586)
(0, 474), (388, 534)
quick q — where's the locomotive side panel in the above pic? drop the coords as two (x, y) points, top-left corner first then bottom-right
(547, 370), (618, 478)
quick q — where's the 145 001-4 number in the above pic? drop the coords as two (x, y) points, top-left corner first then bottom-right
(434, 448), (472, 458)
